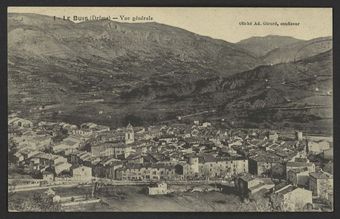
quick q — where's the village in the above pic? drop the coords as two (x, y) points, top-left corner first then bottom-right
(8, 114), (333, 212)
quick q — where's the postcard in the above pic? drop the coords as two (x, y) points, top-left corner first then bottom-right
(7, 7), (333, 212)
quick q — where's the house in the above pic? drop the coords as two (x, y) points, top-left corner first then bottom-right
(148, 182), (168, 195)
(31, 135), (53, 150)
(197, 156), (248, 179)
(72, 166), (93, 181)
(70, 150), (101, 167)
(54, 162), (72, 175)
(295, 131), (303, 141)
(59, 122), (78, 132)
(146, 126), (162, 139)
(181, 159), (198, 179)
(63, 135), (83, 146)
(53, 138), (80, 153)
(70, 151), (91, 165)
(73, 122), (108, 137)
(234, 173), (274, 197)
(72, 128), (93, 137)
(326, 192), (333, 209)
(11, 134), (52, 151)
(267, 131), (278, 142)
(13, 151), (25, 164)
(115, 163), (183, 181)
(28, 152), (68, 172)
(159, 135), (178, 144)
(248, 152), (282, 176)
(322, 148), (333, 160)
(309, 171), (333, 199)
(285, 161), (315, 177)
(113, 143), (133, 159)
(91, 142), (132, 158)
(80, 153), (94, 166)
(93, 125), (111, 133)
(15, 149), (40, 165)
(270, 184), (312, 211)
(202, 122), (211, 128)
(307, 140), (330, 154)
(92, 159), (123, 179)
(323, 161), (333, 175)
(8, 117), (33, 128)
(287, 168), (310, 187)
(126, 153), (144, 164)
(80, 122), (98, 130)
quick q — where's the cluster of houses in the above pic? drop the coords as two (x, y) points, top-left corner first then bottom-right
(8, 115), (333, 211)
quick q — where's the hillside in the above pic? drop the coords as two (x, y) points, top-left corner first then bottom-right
(263, 36), (332, 64)
(237, 35), (303, 57)
(8, 13), (333, 134)
(8, 13), (262, 125)
(123, 50), (333, 134)
(8, 13), (262, 77)
(221, 50), (333, 133)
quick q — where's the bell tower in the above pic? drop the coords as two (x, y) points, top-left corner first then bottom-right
(125, 123), (135, 144)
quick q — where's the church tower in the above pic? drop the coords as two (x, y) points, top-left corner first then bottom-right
(125, 123), (134, 144)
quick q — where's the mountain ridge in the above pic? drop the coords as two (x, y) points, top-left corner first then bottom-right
(8, 13), (262, 77)
(262, 36), (332, 64)
(8, 13), (333, 134)
(237, 35), (304, 57)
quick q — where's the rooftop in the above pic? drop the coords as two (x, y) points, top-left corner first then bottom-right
(310, 171), (333, 179)
(249, 151), (282, 163)
(286, 162), (314, 167)
(239, 174), (256, 182)
(275, 184), (295, 195)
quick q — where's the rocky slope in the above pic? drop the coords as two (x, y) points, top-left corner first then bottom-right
(123, 50), (332, 133)
(8, 13), (262, 78)
(8, 13), (333, 134)
(8, 13), (261, 125)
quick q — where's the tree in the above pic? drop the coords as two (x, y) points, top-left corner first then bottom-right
(271, 163), (285, 179)
(9, 192), (62, 212)
(8, 140), (18, 163)
(52, 127), (69, 143)
(33, 192), (62, 211)
(236, 197), (274, 212)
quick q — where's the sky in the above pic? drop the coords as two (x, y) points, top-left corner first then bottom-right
(8, 7), (332, 43)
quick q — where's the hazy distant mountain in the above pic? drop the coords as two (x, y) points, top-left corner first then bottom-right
(8, 13), (333, 133)
(237, 35), (303, 57)
(263, 36), (332, 64)
(237, 35), (332, 65)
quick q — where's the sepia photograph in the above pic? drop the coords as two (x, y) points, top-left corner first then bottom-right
(7, 7), (333, 212)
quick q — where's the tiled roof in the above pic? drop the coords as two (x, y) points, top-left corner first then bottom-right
(310, 171), (333, 179)
(286, 162), (314, 167)
(275, 184), (295, 195)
